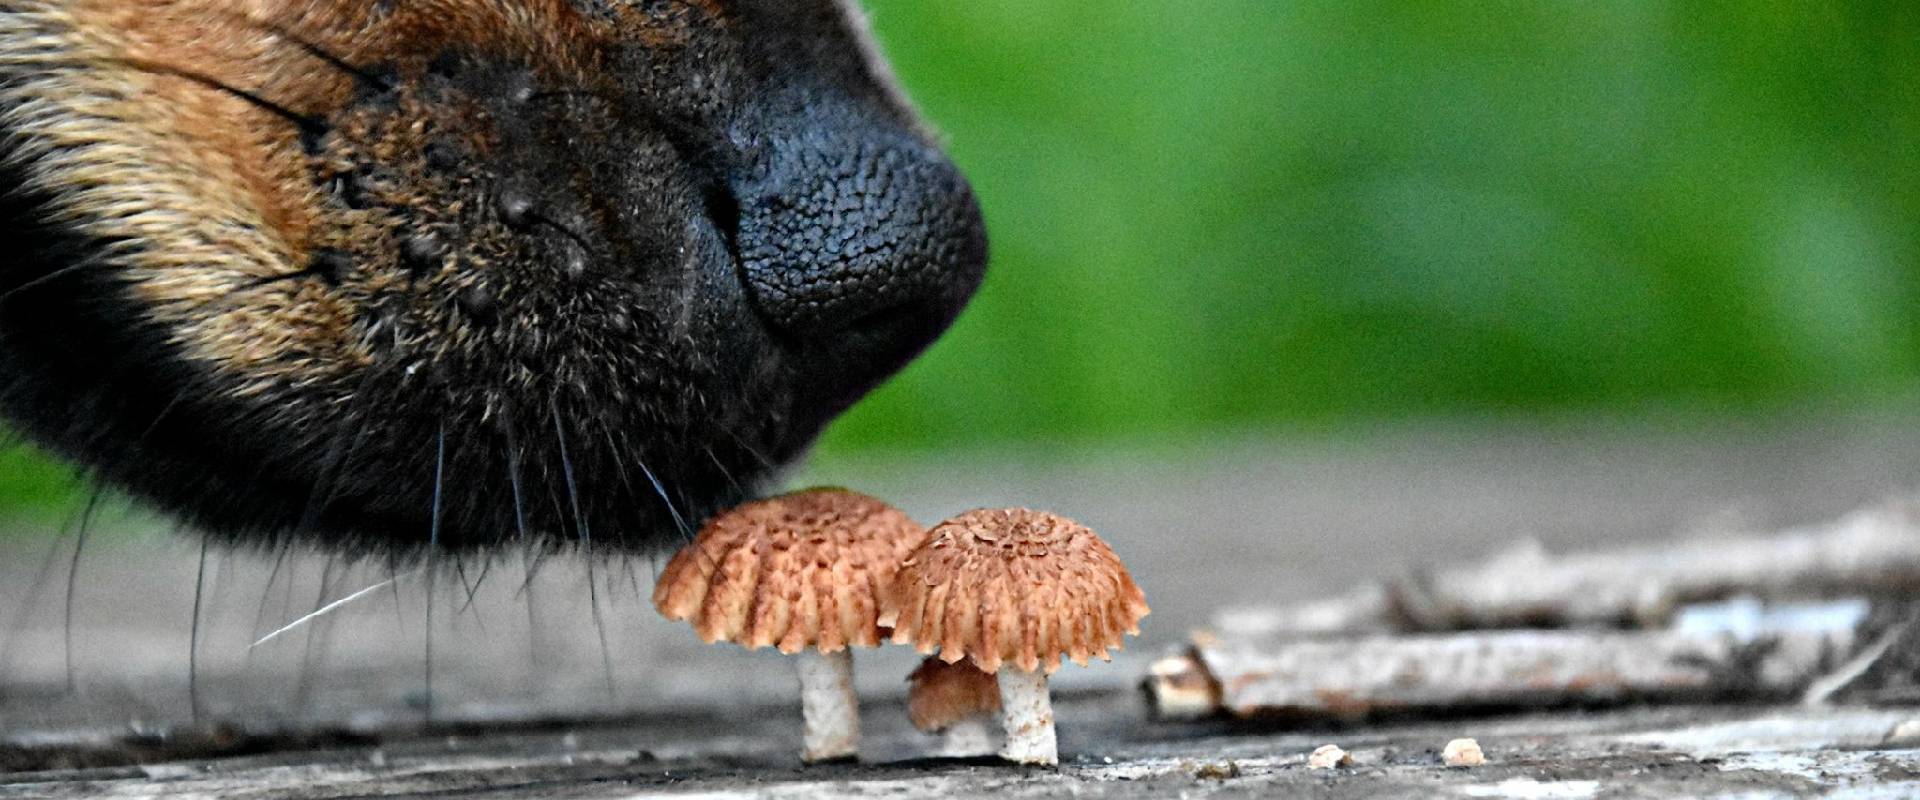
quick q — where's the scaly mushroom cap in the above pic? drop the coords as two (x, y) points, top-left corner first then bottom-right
(879, 508), (1149, 674)
(907, 656), (1002, 732)
(652, 488), (926, 653)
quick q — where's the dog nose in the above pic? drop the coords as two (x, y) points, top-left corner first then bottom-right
(732, 116), (988, 389)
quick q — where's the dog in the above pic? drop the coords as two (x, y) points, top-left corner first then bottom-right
(0, 0), (987, 554)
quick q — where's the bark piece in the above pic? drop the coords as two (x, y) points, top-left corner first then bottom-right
(1148, 622), (1854, 720)
(1395, 504), (1920, 630)
(1209, 502), (1920, 638)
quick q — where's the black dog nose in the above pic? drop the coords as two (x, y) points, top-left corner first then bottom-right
(733, 123), (987, 377)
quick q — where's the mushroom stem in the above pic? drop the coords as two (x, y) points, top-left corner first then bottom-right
(796, 649), (860, 762)
(997, 667), (1057, 765)
(939, 714), (997, 758)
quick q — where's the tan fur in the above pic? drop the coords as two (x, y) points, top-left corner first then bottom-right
(11, 1), (346, 415)
(0, 0), (716, 414)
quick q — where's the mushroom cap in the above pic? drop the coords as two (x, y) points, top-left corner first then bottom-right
(906, 656), (1002, 732)
(652, 488), (926, 653)
(879, 507), (1149, 674)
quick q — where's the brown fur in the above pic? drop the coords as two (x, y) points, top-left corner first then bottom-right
(4, 1), (666, 397)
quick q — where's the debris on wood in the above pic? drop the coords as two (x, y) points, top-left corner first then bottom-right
(1883, 720), (1920, 745)
(1183, 759), (1241, 780)
(1149, 615), (1855, 720)
(1306, 744), (1353, 769)
(1210, 501), (1920, 637)
(1144, 649), (1220, 719)
(1442, 738), (1484, 767)
(1397, 502), (1920, 630)
(1147, 497), (1920, 721)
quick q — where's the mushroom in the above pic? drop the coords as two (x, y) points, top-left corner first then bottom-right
(907, 656), (1002, 757)
(652, 488), (926, 763)
(880, 508), (1149, 765)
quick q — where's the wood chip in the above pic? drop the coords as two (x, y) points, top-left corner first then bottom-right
(1442, 738), (1484, 767)
(1148, 621), (1853, 720)
(1306, 744), (1353, 769)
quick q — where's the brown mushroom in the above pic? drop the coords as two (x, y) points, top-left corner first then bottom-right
(880, 508), (1149, 765)
(907, 656), (1003, 757)
(652, 488), (925, 762)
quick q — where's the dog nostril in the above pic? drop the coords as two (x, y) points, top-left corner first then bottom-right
(735, 142), (986, 350)
(704, 181), (742, 253)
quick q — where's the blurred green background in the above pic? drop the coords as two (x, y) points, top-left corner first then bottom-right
(825, 0), (1920, 449)
(5, 1), (1920, 517)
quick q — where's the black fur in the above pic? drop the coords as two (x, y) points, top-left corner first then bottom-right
(0, 1), (987, 554)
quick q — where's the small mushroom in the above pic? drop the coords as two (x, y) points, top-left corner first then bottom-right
(652, 488), (926, 763)
(907, 656), (1002, 758)
(880, 508), (1150, 766)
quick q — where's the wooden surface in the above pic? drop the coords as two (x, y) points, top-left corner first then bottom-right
(5, 699), (1920, 798)
(6, 413), (1920, 797)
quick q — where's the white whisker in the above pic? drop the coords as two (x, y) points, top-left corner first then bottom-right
(251, 568), (423, 649)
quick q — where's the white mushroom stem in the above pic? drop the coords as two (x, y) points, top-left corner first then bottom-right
(939, 714), (997, 758)
(997, 667), (1057, 765)
(796, 649), (860, 762)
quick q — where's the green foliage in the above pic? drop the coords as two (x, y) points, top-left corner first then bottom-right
(0, 443), (80, 521)
(819, 0), (1920, 451)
